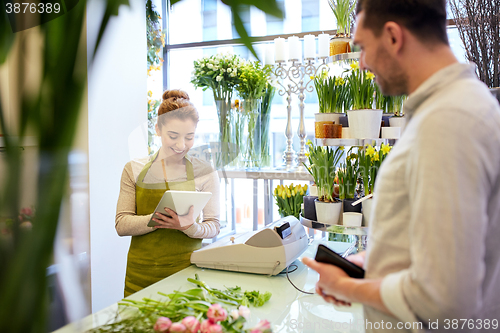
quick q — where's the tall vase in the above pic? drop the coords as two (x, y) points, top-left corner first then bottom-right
(260, 111), (271, 167)
(232, 105), (245, 168)
(242, 99), (261, 169)
(215, 99), (233, 168)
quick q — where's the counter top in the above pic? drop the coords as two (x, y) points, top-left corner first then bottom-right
(54, 240), (365, 333)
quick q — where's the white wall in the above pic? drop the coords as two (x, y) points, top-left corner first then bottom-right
(87, 0), (147, 312)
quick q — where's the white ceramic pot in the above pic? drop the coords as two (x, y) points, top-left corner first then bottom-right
(314, 199), (342, 225)
(389, 116), (406, 133)
(347, 109), (383, 139)
(381, 127), (401, 139)
(341, 127), (351, 138)
(309, 184), (318, 197)
(362, 198), (373, 226)
(343, 212), (363, 227)
(315, 112), (343, 125)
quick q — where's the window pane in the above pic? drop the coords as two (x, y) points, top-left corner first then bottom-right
(168, 0), (336, 45)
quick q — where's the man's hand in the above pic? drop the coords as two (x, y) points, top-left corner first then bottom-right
(346, 251), (366, 267)
(302, 257), (353, 307)
(152, 206), (195, 231)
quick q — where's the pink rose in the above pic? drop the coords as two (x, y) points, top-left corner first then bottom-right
(154, 317), (172, 332)
(251, 319), (271, 332)
(207, 304), (227, 322)
(21, 207), (33, 216)
(238, 305), (250, 319)
(200, 319), (214, 333)
(207, 323), (222, 333)
(170, 322), (187, 332)
(182, 316), (200, 333)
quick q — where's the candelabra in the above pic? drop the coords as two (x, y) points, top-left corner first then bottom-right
(273, 57), (329, 171)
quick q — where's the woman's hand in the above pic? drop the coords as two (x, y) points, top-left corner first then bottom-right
(152, 206), (195, 231)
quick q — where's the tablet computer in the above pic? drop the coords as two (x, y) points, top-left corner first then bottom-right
(147, 190), (212, 227)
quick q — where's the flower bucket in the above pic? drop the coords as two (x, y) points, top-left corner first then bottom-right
(389, 116), (406, 133)
(347, 109), (383, 139)
(362, 198), (373, 226)
(315, 199), (342, 225)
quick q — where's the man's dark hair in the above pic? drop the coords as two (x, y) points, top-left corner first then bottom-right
(355, 0), (449, 45)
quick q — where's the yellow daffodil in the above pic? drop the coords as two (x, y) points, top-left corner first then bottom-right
(306, 139), (313, 147)
(366, 145), (376, 157)
(373, 153), (380, 162)
(305, 152), (310, 157)
(381, 143), (391, 155)
(366, 71), (375, 80)
(339, 146), (345, 151)
(148, 90), (152, 97)
(350, 62), (359, 70)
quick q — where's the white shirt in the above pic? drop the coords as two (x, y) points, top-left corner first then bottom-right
(364, 63), (500, 332)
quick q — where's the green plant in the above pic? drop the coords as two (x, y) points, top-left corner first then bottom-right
(274, 184), (307, 219)
(236, 61), (272, 100)
(375, 85), (406, 115)
(304, 141), (344, 202)
(346, 62), (376, 110)
(357, 144), (392, 196)
(314, 73), (350, 113)
(260, 81), (276, 167)
(337, 148), (358, 200)
(146, 0), (165, 75)
(328, 0), (355, 36)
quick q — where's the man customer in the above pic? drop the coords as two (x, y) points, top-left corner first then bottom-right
(303, 0), (500, 332)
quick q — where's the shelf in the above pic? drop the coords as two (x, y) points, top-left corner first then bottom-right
(315, 138), (397, 147)
(327, 52), (361, 63)
(300, 215), (368, 235)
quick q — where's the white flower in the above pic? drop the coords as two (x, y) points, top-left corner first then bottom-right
(207, 63), (214, 69)
(230, 310), (239, 320)
(216, 75), (223, 82)
(238, 306), (250, 319)
(220, 68), (225, 73)
(214, 60), (219, 65)
(227, 68), (232, 73)
(213, 65), (219, 70)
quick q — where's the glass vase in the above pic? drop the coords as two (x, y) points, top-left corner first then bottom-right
(231, 105), (246, 168)
(242, 99), (261, 169)
(260, 110), (271, 168)
(215, 99), (235, 168)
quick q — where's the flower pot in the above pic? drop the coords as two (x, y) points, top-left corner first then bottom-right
(315, 199), (342, 225)
(309, 184), (318, 197)
(381, 127), (401, 139)
(343, 212), (362, 227)
(341, 127), (351, 138)
(330, 36), (351, 56)
(389, 116), (407, 133)
(314, 113), (343, 138)
(362, 198), (373, 226)
(382, 115), (393, 127)
(339, 115), (349, 127)
(343, 198), (362, 213)
(347, 109), (383, 139)
(303, 196), (318, 221)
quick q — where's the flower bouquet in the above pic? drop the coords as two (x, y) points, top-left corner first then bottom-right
(89, 274), (273, 333)
(192, 53), (243, 167)
(273, 183), (308, 219)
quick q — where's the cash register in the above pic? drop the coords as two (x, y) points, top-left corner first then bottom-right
(190, 216), (309, 275)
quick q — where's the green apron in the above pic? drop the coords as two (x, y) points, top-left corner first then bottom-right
(124, 153), (201, 297)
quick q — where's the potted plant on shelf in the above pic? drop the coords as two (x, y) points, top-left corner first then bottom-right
(328, 0), (355, 56)
(345, 62), (382, 138)
(357, 143), (392, 226)
(314, 72), (351, 138)
(303, 141), (345, 225)
(274, 184), (307, 219)
(388, 95), (407, 134)
(450, 0), (500, 104)
(235, 60), (272, 169)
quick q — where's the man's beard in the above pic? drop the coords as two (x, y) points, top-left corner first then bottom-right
(374, 45), (409, 96)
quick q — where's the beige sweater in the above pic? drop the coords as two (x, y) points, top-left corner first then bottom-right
(115, 154), (220, 239)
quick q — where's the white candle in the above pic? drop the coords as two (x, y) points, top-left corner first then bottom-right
(318, 33), (330, 58)
(265, 44), (274, 65)
(288, 36), (301, 61)
(274, 37), (286, 62)
(304, 34), (316, 59)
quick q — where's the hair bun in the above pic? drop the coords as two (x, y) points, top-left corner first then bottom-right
(162, 89), (189, 101)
